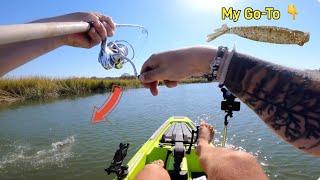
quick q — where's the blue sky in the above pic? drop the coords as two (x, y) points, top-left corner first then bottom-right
(2, 0), (320, 77)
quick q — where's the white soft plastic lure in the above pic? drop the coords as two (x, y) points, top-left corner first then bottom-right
(207, 24), (310, 46)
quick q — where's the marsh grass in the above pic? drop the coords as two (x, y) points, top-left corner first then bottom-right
(0, 76), (207, 104)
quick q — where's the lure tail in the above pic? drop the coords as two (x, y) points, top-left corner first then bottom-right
(206, 24), (229, 42)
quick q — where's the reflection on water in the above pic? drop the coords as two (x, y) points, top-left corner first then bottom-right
(0, 83), (319, 180)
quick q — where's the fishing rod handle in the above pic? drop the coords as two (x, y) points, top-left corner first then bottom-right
(0, 22), (90, 45)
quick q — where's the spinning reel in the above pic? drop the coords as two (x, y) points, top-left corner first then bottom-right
(98, 39), (138, 77)
(98, 24), (148, 77)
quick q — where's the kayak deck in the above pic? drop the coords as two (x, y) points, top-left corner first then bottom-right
(124, 116), (206, 180)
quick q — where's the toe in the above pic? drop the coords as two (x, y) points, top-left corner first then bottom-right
(151, 160), (164, 167)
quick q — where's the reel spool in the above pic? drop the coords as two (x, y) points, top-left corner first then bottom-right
(98, 39), (137, 76)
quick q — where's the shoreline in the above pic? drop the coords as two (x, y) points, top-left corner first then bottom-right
(0, 77), (209, 104)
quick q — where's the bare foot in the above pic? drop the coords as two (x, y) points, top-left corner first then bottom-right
(151, 159), (165, 167)
(198, 121), (214, 144)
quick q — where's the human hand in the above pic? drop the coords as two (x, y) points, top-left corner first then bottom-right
(139, 46), (216, 96)
(35, 12), (116, 48)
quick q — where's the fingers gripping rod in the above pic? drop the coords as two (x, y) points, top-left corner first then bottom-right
(0, 22), (148, 46)
(0, 21), (146, 77)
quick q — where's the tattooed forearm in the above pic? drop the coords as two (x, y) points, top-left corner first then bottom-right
(225, 52), (320, 155)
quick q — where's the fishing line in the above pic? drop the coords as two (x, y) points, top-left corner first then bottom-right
(116, 24), (149, 37)
(222, 124), (228, 147)
(123, 57), (138, 77)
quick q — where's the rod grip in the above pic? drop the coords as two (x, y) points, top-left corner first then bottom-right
(0, 22), (90, 45)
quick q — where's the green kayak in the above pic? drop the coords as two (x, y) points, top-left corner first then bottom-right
(106, 116), (210, 180)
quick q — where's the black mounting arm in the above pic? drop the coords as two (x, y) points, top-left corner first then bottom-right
(220, 87), (240, 125)
(105, 143), (130, 180)
(186, 126), (199, 154)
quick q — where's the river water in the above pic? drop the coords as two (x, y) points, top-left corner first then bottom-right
(0, 83), (319, 180)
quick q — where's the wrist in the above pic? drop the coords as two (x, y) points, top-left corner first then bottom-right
(190, 47), (217, 75)
(50, 35), (65, 48)
(218, 47), (235, 86)
(204, 46), (229, 82)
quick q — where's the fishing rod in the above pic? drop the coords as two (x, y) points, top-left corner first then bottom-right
(0, 22), (147, 45)
(0, 21), (147, 77)
(0, 22), (90, 45)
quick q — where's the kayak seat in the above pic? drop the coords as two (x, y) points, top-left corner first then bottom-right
(160, 123), (199, 173)
(161, 123), (193, 143)
(174, 130), (184, 172)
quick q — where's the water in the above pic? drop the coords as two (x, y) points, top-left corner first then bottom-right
(0, 83), (319, 180)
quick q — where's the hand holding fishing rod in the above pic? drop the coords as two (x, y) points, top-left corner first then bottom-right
(0, 12), (115, 46)
(0, 12), (115, 76)
(36, 12), (116, 48)
(0, 11), (146, 123)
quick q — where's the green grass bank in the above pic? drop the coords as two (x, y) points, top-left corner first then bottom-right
(0, 76), (208, 104)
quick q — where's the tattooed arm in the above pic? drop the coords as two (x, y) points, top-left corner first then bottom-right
(139, 46), (320, 155)
(225, 52), (320, 155)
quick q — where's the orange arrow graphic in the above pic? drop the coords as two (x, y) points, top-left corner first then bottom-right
(91, 86), (123, 123)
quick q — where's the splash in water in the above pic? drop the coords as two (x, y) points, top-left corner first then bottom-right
(0, 136), (75, 170)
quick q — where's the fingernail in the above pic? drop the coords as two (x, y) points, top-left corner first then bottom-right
(139, 75), (145, 81)
(88, 21), (95, 27)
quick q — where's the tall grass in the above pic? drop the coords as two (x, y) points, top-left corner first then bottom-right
(0, 76), (207, 104)
(0, 77), (140, 103)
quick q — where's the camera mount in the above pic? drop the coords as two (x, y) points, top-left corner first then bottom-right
(220, 87), (240, 147)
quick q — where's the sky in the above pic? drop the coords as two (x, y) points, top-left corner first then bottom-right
(1, 0), (320, 78)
